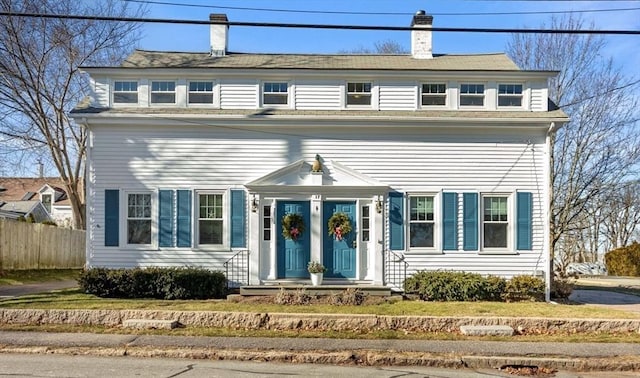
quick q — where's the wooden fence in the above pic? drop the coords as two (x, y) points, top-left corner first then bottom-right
(0, 219), (85, 270)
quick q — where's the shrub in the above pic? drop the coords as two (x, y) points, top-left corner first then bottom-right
(328, 288), (366, 306)
(551, 277), (574, 300)
(78, 267), (227, 299)
(41, 220), (58, 226)
(502, 275), (545, 302)
(274, 287), (311, 305)
(605, 242), (640, 277)
(404, 270), (506, 302)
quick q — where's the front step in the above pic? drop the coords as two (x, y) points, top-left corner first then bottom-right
(240, 284), (392, 297)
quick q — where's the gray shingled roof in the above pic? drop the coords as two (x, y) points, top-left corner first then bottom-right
(72, 106), (568, 121)
(117, 50), (523, 71)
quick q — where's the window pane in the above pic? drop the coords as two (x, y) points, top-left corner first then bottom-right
(114, 93), (138, 104)
(264, 93), (288, 105)
(128, 220), (151, 244)
(422, 95), (446, 106)
(410, 223), (434, 248)
(189, 93), (213, 104)
(151, 93), (176, 103)
(347, 94), (371, 105)
(498, 96), (522, 107)
(199, 220), (223, 244)
(484, 223), (507, 248)
(460, 95), (484, 106)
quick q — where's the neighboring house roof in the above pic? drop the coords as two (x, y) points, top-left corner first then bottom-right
(0, 177), (83, 206)
(108, 50), (526, 71)
(0, 200), (52, 223)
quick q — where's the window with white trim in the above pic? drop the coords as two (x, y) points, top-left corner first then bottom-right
(150, 81), (176, 104)
(188, 81), (214, 104)
(409, 195), (435, 248)
(41, 193), (52, 214)
(361, 205), (370, 242)
(460, 84), (485, 107)
(421, 83), (446, 106)
(113, 81), (138, 104)
(127, 193), (152, 245)
(198, 193), (224, 245)
(498, 84), (523, 107)
(346, 82), (371, 106)
(483, 196), (508, 248)
(263, 82), (288, 105)
(263, 205), (272, 241)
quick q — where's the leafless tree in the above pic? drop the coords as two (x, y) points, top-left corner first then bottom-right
(507, 15), (640, 272)
(600, 180), (640, 250)
(0, 0), (146, 229)
(339, 39), (409, 54)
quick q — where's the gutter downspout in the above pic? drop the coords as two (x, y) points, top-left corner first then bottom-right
(544, 121), (557, 302)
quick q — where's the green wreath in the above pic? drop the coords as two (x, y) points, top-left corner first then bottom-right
(328, 212), (352, 241)
(282, 213), (305, 241)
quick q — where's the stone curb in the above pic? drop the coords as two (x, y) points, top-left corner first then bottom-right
(1, 309), (639, 334)
(0, 345), (639, 372)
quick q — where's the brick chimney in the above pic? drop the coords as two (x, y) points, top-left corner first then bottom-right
(411, 10), (433, 59)
(209, 14), (228, 57)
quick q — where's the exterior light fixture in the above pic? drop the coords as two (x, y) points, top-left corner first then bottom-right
(251, 195), (258, 213)
(376, 195), (383, 214)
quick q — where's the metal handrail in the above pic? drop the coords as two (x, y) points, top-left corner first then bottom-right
(384, 249), (408, 292)
(223, 249), (249, 289)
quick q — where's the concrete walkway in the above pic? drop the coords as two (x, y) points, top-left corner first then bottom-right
(569, 289), (640, 313)
(0, 280), (78, 298)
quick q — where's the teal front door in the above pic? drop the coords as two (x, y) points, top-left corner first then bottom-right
(323, 201), (357, 278)
(277, 201), (311, 278)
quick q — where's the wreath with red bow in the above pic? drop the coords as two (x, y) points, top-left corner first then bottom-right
(282, 213), (305, 241)
(328, 212), (352, 241)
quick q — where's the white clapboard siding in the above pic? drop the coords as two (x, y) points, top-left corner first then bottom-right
(378, 82), (417, 110)
(92, 77), (110, 107)
(88, 124), (547, 275)
(219, 81), (258, 109)
(530, 81), (547, 111)
(295, 81), (341, 110)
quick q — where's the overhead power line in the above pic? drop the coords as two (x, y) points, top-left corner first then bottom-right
(1, 12), (639, 35)
(121, 0), (640, 17)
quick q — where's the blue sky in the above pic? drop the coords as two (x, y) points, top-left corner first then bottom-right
(137, 0), (640, 72)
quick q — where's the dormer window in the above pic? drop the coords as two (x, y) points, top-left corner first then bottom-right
(113, 81), (138, 104)
(421, 83), (446, 106)
(41, 193), (52, 214)
(263, 82), (288, 105)
(151, 81), (176, 104)
(498, 84), (523, 107)
(460, 84), (485, 107)
(346, 82), (371, 106)
(188, 81), (214, 104)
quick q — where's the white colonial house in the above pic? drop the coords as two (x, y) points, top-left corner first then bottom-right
(71, 12), (568, 295)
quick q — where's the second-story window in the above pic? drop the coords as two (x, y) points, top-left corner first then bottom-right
(263, 82), (288, 105)
(421, 83), (447, 106)
(460, 84), (485, 107)
(498, 84), (523, 107)
(188, 81), (214, 104)
(151, 81), (176, 104)
(347, 82), (371, 106)
(113, 81), (138, 104)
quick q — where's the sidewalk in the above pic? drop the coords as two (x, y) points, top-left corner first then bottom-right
(0, 331), (638, 372)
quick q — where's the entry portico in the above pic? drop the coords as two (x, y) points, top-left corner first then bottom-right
(246, 158), (389, 285)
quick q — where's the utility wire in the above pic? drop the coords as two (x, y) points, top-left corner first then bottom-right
(121, 0), (640, 17)
(558, 78), (640, 108)
(2, 12), (640, 35)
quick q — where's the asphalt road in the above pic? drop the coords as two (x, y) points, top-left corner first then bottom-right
(0, 353), (636, 378)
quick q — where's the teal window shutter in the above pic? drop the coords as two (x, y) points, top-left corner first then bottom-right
(389, 192), (404, 250)
(230, 189), (246, 248)
(176, 190), (192, 248)
(159, 190), (174, 247)
(517, 192), (533, 250)
(104, 189), (119, 246)
(463, 193), (478, 250)
(442, 192), (458, 251)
